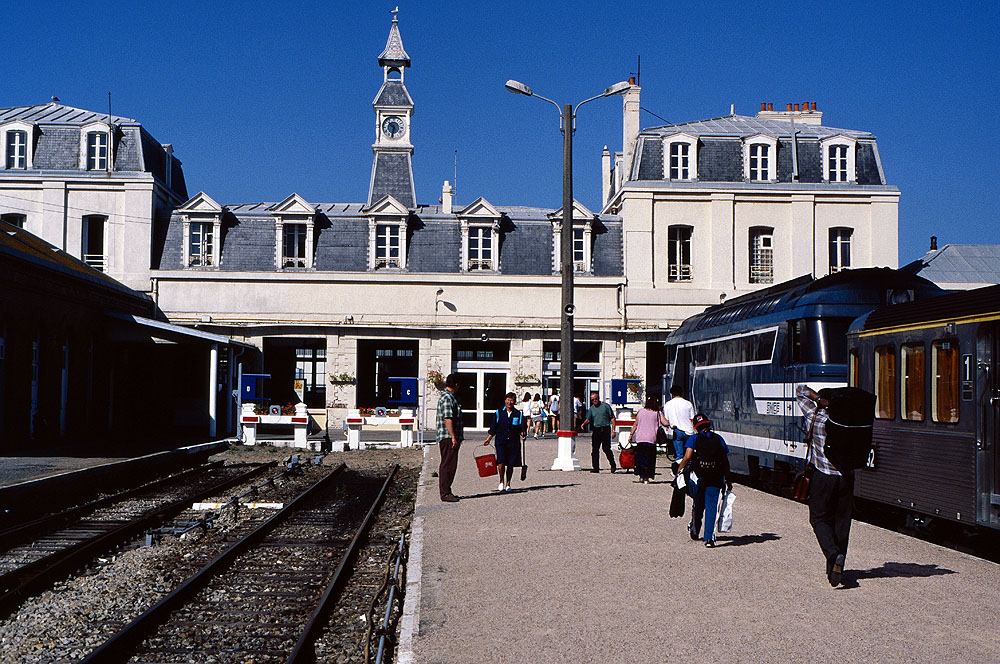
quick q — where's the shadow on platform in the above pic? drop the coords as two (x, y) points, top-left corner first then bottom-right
(456, 482), (580, 500)
(845, 561), (956, 587)
(716, 532), (782, 547)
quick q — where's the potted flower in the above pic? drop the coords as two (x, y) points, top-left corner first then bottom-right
(513, 372), (540, 386)
(427, 369), (446, 390)
(329, 372), (355, 385)
(623, 371), (644, 401)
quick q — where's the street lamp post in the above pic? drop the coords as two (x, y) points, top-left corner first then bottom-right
(505, 78), (631, 471)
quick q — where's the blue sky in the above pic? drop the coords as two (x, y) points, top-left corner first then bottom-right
(9, 0), (998, 263)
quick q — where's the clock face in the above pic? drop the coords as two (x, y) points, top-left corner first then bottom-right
(382, 116), (405, 139)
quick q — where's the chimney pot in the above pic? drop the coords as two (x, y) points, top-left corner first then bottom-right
(786, 103), (793, 111)
(767, 103), (773, 111)
(760, 102), (766, 111)
(794, 103), (800, 111)
(628, 76), (635, 85)
(930, 235), (938, 250)
(811, 102), (817, 111)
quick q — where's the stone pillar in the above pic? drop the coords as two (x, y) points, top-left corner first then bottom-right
(208, 343), (218, 438)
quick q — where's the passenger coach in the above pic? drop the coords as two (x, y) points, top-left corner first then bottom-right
(663, 268), (942, 477)
(848, 284), (1000, 531)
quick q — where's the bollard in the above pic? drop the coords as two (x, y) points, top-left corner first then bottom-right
(346, 417), (363, 449)
(241, 403), (259, 446)
(292, 402), (309, 448)
(399, 417), (415, 447)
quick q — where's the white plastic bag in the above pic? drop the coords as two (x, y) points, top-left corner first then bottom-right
(717, 490), (735, 533)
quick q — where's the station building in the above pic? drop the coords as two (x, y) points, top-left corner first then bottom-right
(0, 14), (901, 435)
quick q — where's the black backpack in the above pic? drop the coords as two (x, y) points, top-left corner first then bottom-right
(819, 387), (876, 472)
(693, 432), (727, 486)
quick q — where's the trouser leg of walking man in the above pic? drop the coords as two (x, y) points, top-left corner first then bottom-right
(590, 426), (615, 472)
(438, 438), (462, 499)
(808, 469), (855, 581)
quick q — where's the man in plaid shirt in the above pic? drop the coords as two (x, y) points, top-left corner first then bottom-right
(436, 373), (464, 502)
(797, 384), (854, 587)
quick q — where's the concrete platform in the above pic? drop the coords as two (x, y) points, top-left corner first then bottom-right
(399, 437), (1000, 663)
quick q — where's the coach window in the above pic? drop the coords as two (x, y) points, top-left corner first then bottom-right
(849, 349), (860, 387)
(874, 345), (895, 419)
(932, 340), (960, 423)
(901, 343), (925, 421)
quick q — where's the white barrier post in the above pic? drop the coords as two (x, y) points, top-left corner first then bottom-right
(240, 403), (258, 446)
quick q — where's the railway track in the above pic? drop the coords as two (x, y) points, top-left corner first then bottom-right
(81, 463), (399, 663)
(0, 462), (278, 618)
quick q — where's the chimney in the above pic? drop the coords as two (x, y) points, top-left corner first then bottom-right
(621, 77), (641, 186)
(768, 103), (773, 111)
(786, 103), (793, 111)
(930, 235), (938, 251)
(760, 102), (766, 111)
(601, 146), (611, 205)
(756, 100), (823, 125)
(441, 180), (453, 214)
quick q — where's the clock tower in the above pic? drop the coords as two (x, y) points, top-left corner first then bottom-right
(367, 9), (416, 209)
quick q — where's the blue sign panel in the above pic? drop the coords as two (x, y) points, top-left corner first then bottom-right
(387, 377), (418, 405)
(240, 374), (271, 400)
(610, 379), (629, 405)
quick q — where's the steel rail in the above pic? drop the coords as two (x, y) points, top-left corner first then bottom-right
(288, 463), (399, 663)
(0, 461), (225, 550)
(0, 461), (277, 620)
(374, 529), (408, 664)
(80, 462), (348, 664)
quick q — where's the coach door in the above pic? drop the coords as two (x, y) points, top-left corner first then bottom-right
(983, 323), (1000, 527)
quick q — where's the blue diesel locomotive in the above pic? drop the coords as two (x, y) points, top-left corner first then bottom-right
(663, 268), (943, 477)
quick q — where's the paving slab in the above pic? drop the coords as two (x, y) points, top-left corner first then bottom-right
(399, 437), (1000, 664)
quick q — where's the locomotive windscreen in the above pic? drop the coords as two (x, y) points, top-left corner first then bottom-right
(789, 318), (852, 364)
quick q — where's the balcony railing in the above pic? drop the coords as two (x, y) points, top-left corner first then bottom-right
(83, 253), (106, 272)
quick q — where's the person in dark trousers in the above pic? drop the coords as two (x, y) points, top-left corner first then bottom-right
(484, 392), (527, 492)
(580, 391), (616, 473)
(436, 373), (464, 502)
(797, 384), (853, 586)
(628, 396), (668, 483)
(675, 413), (731, 547)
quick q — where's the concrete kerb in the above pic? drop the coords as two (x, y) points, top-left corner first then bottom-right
(396, 443), (433, 664)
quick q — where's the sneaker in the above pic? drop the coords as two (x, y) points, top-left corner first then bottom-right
(610, 468), (617, 474)
(829, 554), (845, 586)
(497, 482), (505, 492)
(705, 539), (716, 548)
(504, 485), (511, 492)
(441, 494), (460, 503)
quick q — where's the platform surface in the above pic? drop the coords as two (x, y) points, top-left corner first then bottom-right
(399, 436), (1000, 664)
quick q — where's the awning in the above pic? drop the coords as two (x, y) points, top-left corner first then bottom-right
(107, 313), (257, 348)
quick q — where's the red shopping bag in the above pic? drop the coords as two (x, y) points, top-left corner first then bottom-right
(475, 445), (497, 478)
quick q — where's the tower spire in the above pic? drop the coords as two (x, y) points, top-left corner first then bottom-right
(378, 7), (410, 70)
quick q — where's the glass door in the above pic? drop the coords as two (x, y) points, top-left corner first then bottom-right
(455, 370), (509, 430)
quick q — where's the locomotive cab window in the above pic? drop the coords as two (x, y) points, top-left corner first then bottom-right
(931, 339), (960, 423)
(874, 345), (895, 419)
(901, 343), (925, 421)
(787, 318), (851, 365)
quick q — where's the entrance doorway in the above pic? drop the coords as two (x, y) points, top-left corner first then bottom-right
(452, 340), (510, 430)
(456, 370), (508, 430)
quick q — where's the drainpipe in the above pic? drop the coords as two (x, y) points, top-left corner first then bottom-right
(617, 283), (627, 376)
(208, 343), (218, 438)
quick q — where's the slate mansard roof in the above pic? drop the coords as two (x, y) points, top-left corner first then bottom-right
(0, 103), (187, 199)
(631, 114), (887, 187)
(157, 202), (623, 277)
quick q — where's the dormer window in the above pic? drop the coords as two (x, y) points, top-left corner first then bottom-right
(458, 198), (502, 272)
(87, 131), (108, 170)
(550, 201), (594, 274)
(821, 135), (857, 183)
(270, 193), (316, 270)
(282, 224), (308, 267)
(6, 130), (26, 169)
(2, 121), (33, 170)
(828, 145), (848, 182)
(743, 135), (777, 182)
(177, 191), (224, 269)
(375, 224), (401, 268)
(467, 226), (494, 270)
(365, 195), (409, 270)
(188, 221), (215, 266)
(664, 134), (698, 181)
